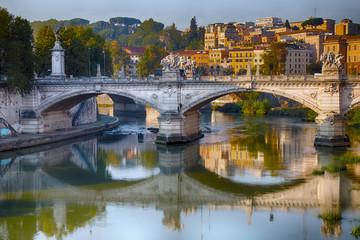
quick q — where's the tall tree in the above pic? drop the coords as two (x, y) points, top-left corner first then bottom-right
(127, 18), (164, 47)
(136, 45), (168, 77)
(34, 25), (56, 76)
(189, 16), (198, 40)
(0, 8), (35, 95)
(260, 42), (287, 75)
(301, 18), (324, 29)
(284, 19), (291, 28)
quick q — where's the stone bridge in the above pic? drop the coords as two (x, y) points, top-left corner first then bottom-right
(3, 70), (358, 147)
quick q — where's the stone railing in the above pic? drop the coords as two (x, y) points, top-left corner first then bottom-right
(35, 74), (360, 86)
(200, 75), (319, 82)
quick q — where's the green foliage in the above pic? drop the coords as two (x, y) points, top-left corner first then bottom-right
(267, 108), (317, 121)
(284, 20), (291, 28)
(301, 18), (324, 29)
(58, 25), (112, 77)
(127, 18), (164, 47)
(30, 18), (89, 38)
(222, 67), (234, 76)
(317, 211), (342, 221)
(215, 103), (242, 113)
(34, 25), (56, 76)
(333, 153), (360, 163)
(312, 163), (346, 175)
(260, 42), (287, 75)
(326, 163), (346, 173)
(237, 69), (247, 75)
(312, 168), (325, 175)
(346, 107), (360, 127)
(306, 62), (322, 74)
(136, 45), (168, 77)
(0, 8), (35, 95)
(351, 225), (360, 237)
(109, 40), (130, 76)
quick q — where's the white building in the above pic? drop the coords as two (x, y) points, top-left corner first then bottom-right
(285, 49), (313, 75)
(255, 17), (283, 28)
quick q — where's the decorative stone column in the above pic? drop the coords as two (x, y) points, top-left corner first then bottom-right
(50, 40), (66, 77)
(314, 51), (349, 147)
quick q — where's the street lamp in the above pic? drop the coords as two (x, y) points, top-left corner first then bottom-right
(103, 47), (106, 77)
(88, 44), (91, 78)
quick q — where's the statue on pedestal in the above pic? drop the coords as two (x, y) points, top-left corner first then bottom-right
(320, 51), (343, 75)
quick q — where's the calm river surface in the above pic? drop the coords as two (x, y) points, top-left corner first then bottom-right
(1, 108), (360, 240)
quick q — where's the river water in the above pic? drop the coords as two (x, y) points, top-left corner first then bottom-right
(1, 108), (360, 240)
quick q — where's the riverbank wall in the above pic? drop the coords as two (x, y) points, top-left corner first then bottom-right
(0, 114), (119, 152)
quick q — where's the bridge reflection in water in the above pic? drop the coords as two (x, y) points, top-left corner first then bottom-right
(1, 127), (360, 239)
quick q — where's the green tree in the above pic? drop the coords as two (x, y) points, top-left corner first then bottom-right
(127, 18), (164, 47)
(306, 62), (322, 74)
(34, 25), (56, 76)
(109, 40), (130, 76)
(260, 42), (287, 75)
(0, 7), (35, 95)
(59, 25), (112, 77)
(222, 67), (234, 76)
(59, 25), (88, 76)
(136, 45), (168, 77)
(301, 18), (324, 29)
(284, 20), (291, 28)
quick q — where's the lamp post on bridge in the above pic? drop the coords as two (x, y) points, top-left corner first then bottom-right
(88, 44), (91, 78)
(103, 46), (106, 77)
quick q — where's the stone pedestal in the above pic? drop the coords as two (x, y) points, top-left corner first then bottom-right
(156, 111), (203, 144)
(314, 114), (350, 147)
(50, 41), (66, 78)
(162, 69), (180, 81)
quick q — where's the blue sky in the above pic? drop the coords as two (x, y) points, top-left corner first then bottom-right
(1, 0), (359, 30)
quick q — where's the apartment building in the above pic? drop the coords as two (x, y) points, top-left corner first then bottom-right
(255, 17), (283, 28)
(335, 19), (360, 36)
(209, 48), (229, 75)
(228, 47), (255, 74)
(285, 48), (313, 75)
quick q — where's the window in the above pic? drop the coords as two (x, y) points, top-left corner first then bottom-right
(327, 46), (330, 51)
(349, 45), (351, 51)
(255, 59), (258, 63)
(354, 56), (357, 62)
(333, 46), (336, 51)
(349, 56), (351, 62)
(246, 53), (248, 57)
(355, 45), (357, 51)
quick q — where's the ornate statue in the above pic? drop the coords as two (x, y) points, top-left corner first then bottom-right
(160, 53), (196, 73)
(320, 51), (343, 70)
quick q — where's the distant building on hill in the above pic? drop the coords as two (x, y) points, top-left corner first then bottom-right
(335, 19), (360, 36)
(121, 46), (145, 77)
(255, 17), (283, 28)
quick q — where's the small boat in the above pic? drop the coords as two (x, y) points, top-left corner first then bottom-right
(102, 129), (125, 139)
(147, 127), (159, 133)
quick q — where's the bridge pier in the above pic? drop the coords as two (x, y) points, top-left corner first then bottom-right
(314, 114), (350, 147)
(156, 110), (203, 144)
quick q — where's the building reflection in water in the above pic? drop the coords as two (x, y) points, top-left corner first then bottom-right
(1, 111), (360, 239)
(200, 113), (320, 183)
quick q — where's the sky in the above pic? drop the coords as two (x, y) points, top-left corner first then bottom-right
(1, 0), (360, 30)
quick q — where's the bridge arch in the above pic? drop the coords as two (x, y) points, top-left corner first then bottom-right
(182, 87), (321, 114)
(37, 89), (161, 114)
(343, 96), (360, 114)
